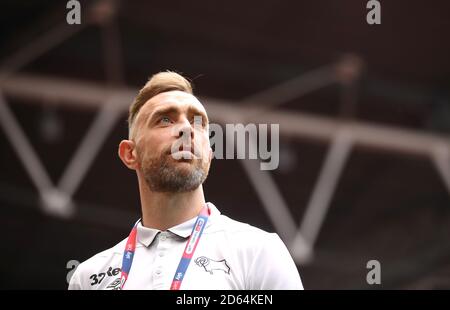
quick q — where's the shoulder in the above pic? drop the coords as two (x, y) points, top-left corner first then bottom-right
(214, 213), (270, 235)
(210, 210), (287, 253)
(208, 204), (303, 289)
(80, 238), (126, 269)
(216, 216), (303, 289)
(68, 238), (126, 290)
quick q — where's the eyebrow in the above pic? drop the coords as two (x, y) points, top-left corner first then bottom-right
(148, 105), (209, 124)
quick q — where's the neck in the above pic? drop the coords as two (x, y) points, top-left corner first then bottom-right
(137, 174), (206, 231)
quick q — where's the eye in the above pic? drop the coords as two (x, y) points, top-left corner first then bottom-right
(160, 116), (171, 124)
(191, 115), (206, 127)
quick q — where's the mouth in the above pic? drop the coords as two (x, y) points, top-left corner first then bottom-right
(171, 150), (195, 160)
(169, 146), (198, 160)
(167, 143), (197, 158)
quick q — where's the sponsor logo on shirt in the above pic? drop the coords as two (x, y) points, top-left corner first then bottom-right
(89, 266), (121, 286)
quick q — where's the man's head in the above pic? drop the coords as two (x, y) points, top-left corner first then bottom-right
(119, 71), (212, 192)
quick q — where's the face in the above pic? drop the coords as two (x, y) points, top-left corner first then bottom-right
(131, 90), (212, 192)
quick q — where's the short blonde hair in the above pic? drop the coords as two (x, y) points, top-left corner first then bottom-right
(128, 71), (193, 138)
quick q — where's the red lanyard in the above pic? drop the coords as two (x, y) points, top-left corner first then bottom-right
(120, 205), (210, 290)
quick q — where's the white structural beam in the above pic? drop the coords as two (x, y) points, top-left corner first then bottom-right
(234, 135), (298, 243)
(431, 144), (450, 195)
(241, 65), (337, 110)
(58, 99), (123, 197)
(291, 130), (353, 262)
(1, 74), (450, 157)
(0, 92), (54, 193)
(2, 73), (450, 264)
(0, 24), (87, 84)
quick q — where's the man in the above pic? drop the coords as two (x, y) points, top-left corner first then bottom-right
(68, 71), (303, 290)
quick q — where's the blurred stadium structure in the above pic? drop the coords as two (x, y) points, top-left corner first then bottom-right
(1, 0), (449, 289)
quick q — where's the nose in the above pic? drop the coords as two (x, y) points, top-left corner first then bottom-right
(177, 117), (194, 140)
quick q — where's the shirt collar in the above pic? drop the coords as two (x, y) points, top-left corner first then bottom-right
(137, 202), (220, 247)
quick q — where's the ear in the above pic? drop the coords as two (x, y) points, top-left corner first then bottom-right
(118, 140), (138, 170)
(208, 147), (213, 162)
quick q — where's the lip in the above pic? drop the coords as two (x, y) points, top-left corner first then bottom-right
(170, 150), (196, 160)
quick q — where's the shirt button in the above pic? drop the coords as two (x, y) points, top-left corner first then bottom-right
(159, 252), (165, 257)
(155, 269), (162, 275)
(160, 235), (167, 241)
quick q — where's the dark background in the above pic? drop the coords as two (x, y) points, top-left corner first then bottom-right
(1, 0), (450, 289)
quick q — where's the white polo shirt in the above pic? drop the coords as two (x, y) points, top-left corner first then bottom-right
(68, 202), (303, 290)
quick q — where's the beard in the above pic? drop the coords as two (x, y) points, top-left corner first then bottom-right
(139, 147), (210, 193)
